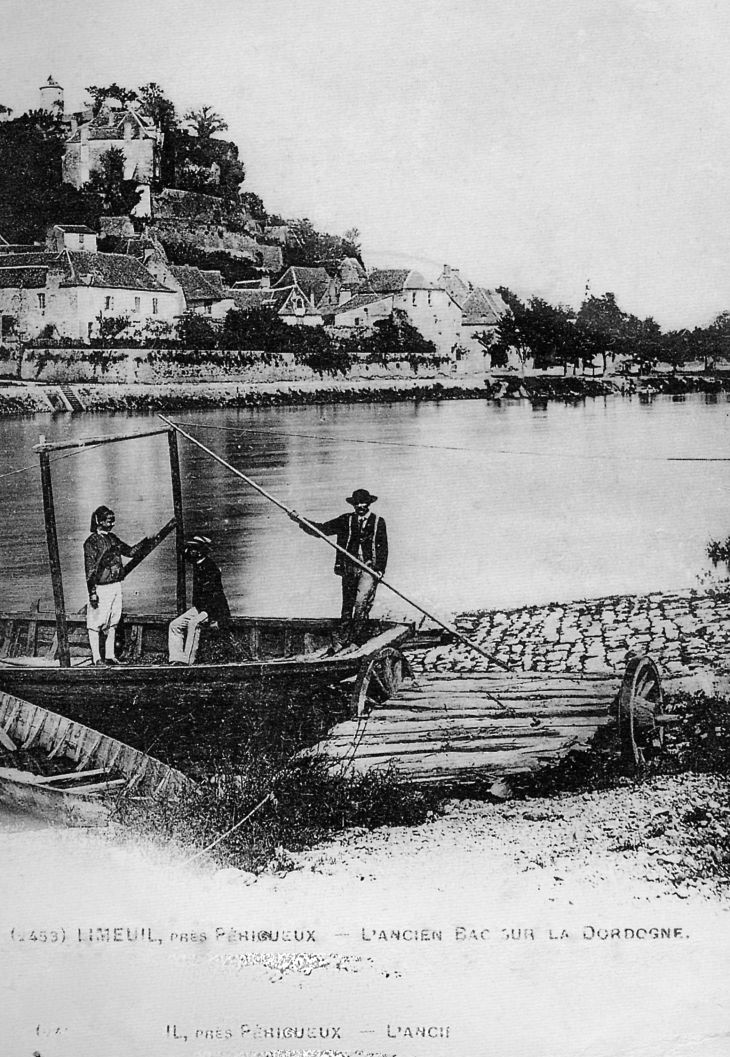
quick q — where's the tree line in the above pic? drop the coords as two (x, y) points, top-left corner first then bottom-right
(488, 290), (730, 374)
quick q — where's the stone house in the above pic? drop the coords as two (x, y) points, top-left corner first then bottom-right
(366, 269), (462, 354)
(0, 249), (178, 343)
(63, 100), (162, 189)
(46, 224), (98, 253)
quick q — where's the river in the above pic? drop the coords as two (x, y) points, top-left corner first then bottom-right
(1, 394), (729, 620)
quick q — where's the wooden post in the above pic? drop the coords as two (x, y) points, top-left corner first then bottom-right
(167, 430), (186, 614)
(38, 449), (71, 668)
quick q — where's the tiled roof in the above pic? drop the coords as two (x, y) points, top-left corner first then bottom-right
(228, 284), (320, 317)
(369, 268), (437, 293)
(169, 265), (222, 304)
(0, 266), (48, 288)
(0, 251), (173, 293)
(200, 270), (225, 295)
(437, 268), (471, 307)
(274, 266), (331, 305)
(66, 106), (155, 144)
(462, 288), (508, 326)
(334, 291), (392, 315)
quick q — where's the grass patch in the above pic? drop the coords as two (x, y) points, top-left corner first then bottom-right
(114, 753), (443, 872)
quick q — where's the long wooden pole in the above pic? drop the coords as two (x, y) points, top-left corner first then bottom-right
(167, 431), (186, 614)
(158, 415), (512, 671)
(38, 446), (71, 668)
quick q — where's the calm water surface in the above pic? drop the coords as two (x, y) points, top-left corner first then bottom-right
(1, 395), (729, 620)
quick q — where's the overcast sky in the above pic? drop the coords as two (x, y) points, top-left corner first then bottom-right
(3, 0), (730, 328)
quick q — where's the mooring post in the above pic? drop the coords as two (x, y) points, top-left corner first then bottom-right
(38, 447), (71, 668)
(167, 429), (186, 614)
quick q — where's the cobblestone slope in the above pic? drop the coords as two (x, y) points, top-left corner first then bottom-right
(420, 590), (730, 676)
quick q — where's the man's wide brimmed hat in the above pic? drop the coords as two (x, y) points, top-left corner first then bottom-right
(346, 488), (377, 506)
(185, 535), (212, 551)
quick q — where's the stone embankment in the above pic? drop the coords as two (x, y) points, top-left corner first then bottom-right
(420, 590), (730, 678)
(0, 370), (728, 415)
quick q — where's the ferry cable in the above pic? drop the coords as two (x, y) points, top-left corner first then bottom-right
(171, 420), (730, 463)
(0, 442), (105, 483)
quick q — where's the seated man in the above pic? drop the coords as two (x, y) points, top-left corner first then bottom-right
(168, 536), (231, 665)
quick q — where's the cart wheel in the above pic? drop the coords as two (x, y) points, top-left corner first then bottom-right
(617, 654), (664, 774)
(352, 648), (411, 717)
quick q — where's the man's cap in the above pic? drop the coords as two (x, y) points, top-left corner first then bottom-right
(346, 488), (378, 506)
(184, 535), (212, 550)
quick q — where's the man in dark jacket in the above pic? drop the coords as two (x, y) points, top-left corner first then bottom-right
(168, 536), (231, 664)
(291, 488), (388, 623)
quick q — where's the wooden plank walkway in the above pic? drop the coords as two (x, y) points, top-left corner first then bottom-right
(309, 671), (621, 785)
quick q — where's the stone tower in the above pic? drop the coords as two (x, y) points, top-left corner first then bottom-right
(39, 75), (64, 116)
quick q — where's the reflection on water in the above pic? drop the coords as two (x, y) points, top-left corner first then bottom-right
(1, 395), (729, 619)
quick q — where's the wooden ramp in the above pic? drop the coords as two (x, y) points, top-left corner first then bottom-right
(309, 670), (621, 785)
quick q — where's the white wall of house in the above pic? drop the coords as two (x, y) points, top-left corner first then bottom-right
(394, 288), (462, 354)
(460, 322), (499, 356)
(64, 131), (157, 189)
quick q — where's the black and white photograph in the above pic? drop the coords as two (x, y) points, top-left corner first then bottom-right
(2, 2), (730, 1055)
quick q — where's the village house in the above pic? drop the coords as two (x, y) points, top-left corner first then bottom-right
(364, 269), (462, 354)
(228, 282), (323, 326)
(273, 266), (337, 309)
(63, 98), (162, 188)
(0, 227), (178, 343)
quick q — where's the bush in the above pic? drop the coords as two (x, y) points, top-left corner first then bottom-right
(115, 753), (443, 871)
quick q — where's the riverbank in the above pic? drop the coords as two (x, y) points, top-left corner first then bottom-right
(0, 370), (727, 415)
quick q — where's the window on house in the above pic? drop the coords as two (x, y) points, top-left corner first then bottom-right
(37, 293), (46, 312)
(205, 303), (212, 314)
(105, 296), (113, 311)
(412, 292), (417, 306)
(88, 322), (94, 340)
(428, 291), (432, 306)
(152, 298), (158, 314)
(79, 234), (85, 249)
(134, 297), (141, 313)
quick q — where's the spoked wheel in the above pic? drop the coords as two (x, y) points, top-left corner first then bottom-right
(617, 654), (664, 774)
(352, 648), (411, 718)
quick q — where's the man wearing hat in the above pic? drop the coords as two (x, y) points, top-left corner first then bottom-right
(168, 536), (231, 665)
(291, 488), (388, 623)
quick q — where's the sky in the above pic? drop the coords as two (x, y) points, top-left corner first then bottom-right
(3, 0), (730, 329)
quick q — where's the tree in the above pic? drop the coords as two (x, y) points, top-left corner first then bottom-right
(240, 191), (267, 221)
(137, 82), (177, 131)
(85, 147), (141, 215)
(0, 111), (100, 241)
(86, 84), (138, 115)
(184, 106), (228, 138)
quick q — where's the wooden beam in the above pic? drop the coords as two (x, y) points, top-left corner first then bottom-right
(33, 427), (170, 453)
(38, 450), (70, 668)
(121, 518), (176, 580)
(167, 430), (186, 614)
